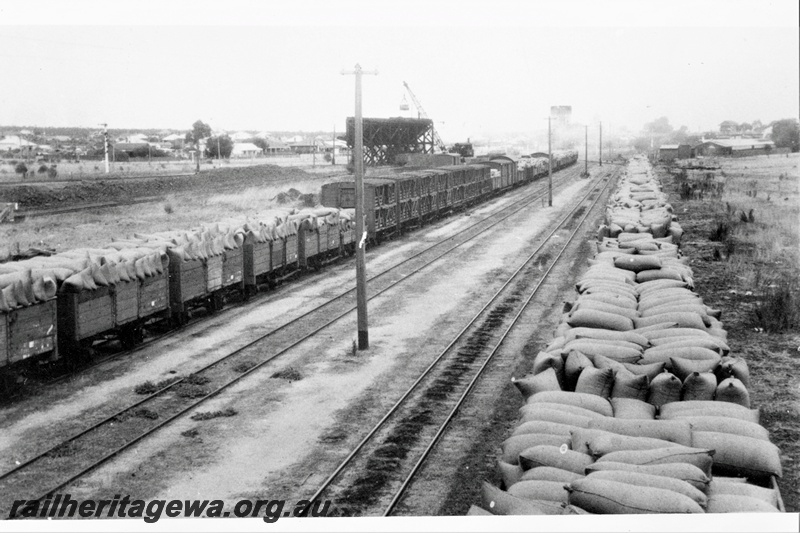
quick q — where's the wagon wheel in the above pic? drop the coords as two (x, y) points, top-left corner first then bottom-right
(119, 324), (144, 350)
(208, 291), (225, 313)
(171, 310), (190, 329)
(243, 285), (257, 300)
(0, 370), (20, 400)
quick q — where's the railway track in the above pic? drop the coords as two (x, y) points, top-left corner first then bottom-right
(302, 167), (618, 516)
(12, 196), (166, 220)
(13, 164), (586, 395)
(0, 164), (592, 517)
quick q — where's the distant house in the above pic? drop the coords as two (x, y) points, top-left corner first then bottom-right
(283, 135), (305, 144)
(231, 142), (263, 158)
(694, 139), (776, 158)
(0, 135), (37, 152)
(162, 133), (186, 149)
(320, 139), (349, 157)
(288, 141), (318, 154)
(264, 138), (290, 154)
(658, 144), (692, 162)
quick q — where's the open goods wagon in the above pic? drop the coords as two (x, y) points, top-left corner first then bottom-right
(321, 153), (572, 241)
(1, 151), (577, 395)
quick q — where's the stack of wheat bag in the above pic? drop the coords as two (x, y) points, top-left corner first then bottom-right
(469, 156), (783, 516)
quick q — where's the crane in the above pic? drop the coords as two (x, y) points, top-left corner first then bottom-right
(402, 81), (447, 153)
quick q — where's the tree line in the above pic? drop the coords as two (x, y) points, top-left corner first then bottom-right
(633, 117), (800, 152)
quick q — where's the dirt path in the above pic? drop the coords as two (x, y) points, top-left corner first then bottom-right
(0, 167), (604, 516)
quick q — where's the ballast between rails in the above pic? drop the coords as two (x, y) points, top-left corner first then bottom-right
(0, 162), (584, 510)
(0, 151), (578, 396)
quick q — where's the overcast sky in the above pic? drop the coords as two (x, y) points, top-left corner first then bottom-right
(0, 0), (797, 142)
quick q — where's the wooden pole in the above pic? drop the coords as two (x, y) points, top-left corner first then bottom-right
(332, 125), (336, 165)
(599, 122), (603, 166)
(101, 123), (109, 174)
(342, 63), (377, 350)
(584, 125), (588, 175)
(548, 116), (552, 206)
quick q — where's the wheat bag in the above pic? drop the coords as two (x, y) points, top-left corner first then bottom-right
(512, 368), (562, 400)
(497, 459), (524, 489)
(570, 428), (618, 455)
(507, 480), (570, 503)
(564, 341), (642, 364)
(567, 309), (634, 332)
(519, 466), (584, 484)
(586, 470), (707, 507)
(649, 336), (729, 355)
(573, 299), (639, 320)
(621, 361), (667, 381)
(613, 255), (663, 273)
(659, 401), (760, 424)
(573, 292), (638, 310)
(587, 418), (692, 446)
(574, 367), (614, 398)
(708, 479), (779, 508)
(647, 372), (682, 408)
(639, 347), (721, 368)
(564, 351), (594, 391)
(595, 446), (715, 477)
(610, 372), (649, 401)
(565, 327), (648, 346)
(715, 377), (751, 408)
(526, 391), (613, 417)
(715, 356), (751, 388)
(566, 477), (704, 514)
(532, 349), (565, 373)
(634, 312), (707, 331)
(691, 431), (782, 480)
(586, 433), (682, 457)
(673, 415), (770, 441)
(670, 357), (720, 381)
(584, 461), (710, 491)
(636, 268), (685, 284)
(512, 420), (582, 438)
(501, 434), (572, 465)
(610, 398), (656, 419)
(518, 445), (595, 475)
(639, 327), (708, 341)
(521, 401), (609, 420)
(480, 482), (563, 515)
(681, 372), (717, 401)
(706, 494), (780, 513)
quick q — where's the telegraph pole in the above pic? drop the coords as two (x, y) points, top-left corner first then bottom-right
(101, 123), (109, 174)
(584, 125), (588, 176)
(195, 139), (201, 173)
(599, 122), (603, 167)
(548, 116), (552, 206)
(332, 125), (336, 165)
(342, 63), (377, 350)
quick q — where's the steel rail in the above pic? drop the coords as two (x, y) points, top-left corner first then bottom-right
(2, 166), (585, 510)
(303, 168), (615, 513)
(383, 167), (617, 515)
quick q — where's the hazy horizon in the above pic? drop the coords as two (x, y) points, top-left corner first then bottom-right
(1, 1), (797, 142)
